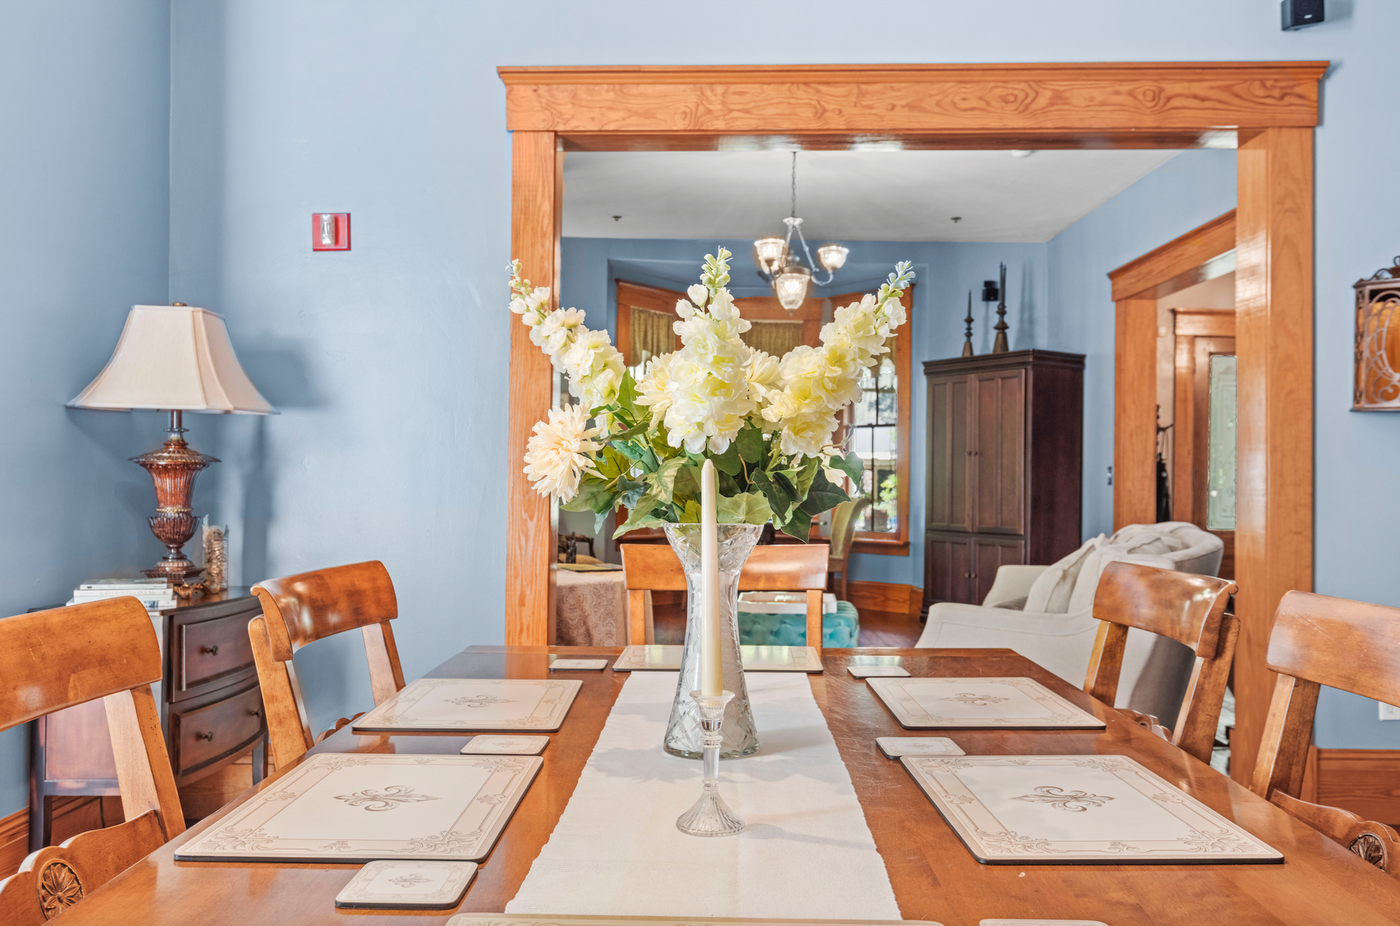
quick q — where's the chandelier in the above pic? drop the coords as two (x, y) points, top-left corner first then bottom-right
(754, 152), (849, 312)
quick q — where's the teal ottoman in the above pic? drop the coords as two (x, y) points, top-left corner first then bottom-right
(737, 596), (860, 648)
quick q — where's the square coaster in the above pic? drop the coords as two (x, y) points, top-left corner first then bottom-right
(981, 921), (1109, 926)
(549, 658), (609, 671)
(876, 736), (965, 758)
(335, 859), (477, 909)
(849, 665), (911, 679)
(461, 735), (550, 755)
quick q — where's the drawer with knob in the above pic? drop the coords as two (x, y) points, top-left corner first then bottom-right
(174, 606), (258, 697)
(170, 682), (266, 776)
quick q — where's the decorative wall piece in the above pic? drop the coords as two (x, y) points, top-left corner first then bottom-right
(611, 644), (823, 673)
(335, 860), (478, 910)
(866, 677), (1105, 730)
(175, 753), (542, 863)
(1353, 258), (1400, 410)
(902, 754), (1282, 864)
(962, 291), (975, 358)
(351, 678), (582, 733)
(992, 263), (1010, 353)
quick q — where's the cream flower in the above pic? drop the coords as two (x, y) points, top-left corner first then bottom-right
(523, 403), (601, 502)
(534, 307), (586, 362)
(562, 329), (625, 409)
(687, 284), (709, 307)
(636, 351), (677, 419)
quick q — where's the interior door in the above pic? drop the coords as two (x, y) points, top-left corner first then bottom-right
(926, 375), (971, 531)
(972, 369), (1025, 534)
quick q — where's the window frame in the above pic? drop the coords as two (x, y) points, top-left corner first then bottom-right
(845, 288), (912, 556)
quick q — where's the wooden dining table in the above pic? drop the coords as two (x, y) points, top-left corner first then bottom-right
(53, 645), (1400, 925)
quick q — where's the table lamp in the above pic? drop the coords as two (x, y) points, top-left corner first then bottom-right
(69, 304), (276, 579)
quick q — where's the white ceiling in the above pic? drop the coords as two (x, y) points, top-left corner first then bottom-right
(1160, 271), (1236, 311)
(562, 149), (1184, 244)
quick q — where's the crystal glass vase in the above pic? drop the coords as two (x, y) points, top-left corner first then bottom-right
(662, 523), (762, 759)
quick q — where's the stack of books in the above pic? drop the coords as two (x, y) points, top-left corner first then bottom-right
(69, 577), (178, 614)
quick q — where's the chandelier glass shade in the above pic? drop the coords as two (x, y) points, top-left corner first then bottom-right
(753, 153), (847, 312)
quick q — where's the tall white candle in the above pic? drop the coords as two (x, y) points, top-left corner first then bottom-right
(700, 459), (722, 698)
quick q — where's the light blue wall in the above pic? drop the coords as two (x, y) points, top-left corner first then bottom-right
(162, 0), (1400, 751)
(560, 235), (1050, 588)
(0, 0), (172, 814)
(1046, 150), (1239, 539)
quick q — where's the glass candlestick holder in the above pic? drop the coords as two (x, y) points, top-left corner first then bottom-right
(676, 689), (746, 837)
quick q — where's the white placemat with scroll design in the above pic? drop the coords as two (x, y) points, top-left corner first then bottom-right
(866, 677), (1105, 729)
(903, 754), (1281, 864)
(175, 753), (541, 863)
(505, 672), (900, 920)
(351, 678), (581, 732)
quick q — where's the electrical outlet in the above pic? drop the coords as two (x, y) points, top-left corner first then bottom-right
(1379, 701), (1400, 721)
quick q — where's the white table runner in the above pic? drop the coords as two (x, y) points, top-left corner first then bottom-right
(506, 672), (901, 920)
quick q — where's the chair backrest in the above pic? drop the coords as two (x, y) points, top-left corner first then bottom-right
(250, 560), (404, 768)
(1251, 590), (1400, 876)
(829, 497), (871, 562)
(0, 598), (184, 924)
(1083, 561), (1238, 763)
(1253, 591), (1400, 800)
(620, 543), (829, 651)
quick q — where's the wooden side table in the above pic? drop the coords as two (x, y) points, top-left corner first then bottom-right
(27, 588), (267, 849)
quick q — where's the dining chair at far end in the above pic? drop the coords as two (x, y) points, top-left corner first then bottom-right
(1251, 591), (1400, 878)
(0, 598), (185, 926)
(250, 560), (405, 769)
(1083, 561), (1239, 764)
(620, 542), (828, 653)
(826, 497), (871, 602)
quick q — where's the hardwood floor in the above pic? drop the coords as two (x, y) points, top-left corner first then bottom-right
(652, 599), (923, 648)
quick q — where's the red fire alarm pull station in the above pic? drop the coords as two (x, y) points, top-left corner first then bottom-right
(312, 213), (350, 250)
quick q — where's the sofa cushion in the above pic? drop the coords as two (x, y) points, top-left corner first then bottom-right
(1024, 536), (1103, 614)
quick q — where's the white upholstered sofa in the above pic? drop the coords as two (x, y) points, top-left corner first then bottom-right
(916, 522), (1225, 722)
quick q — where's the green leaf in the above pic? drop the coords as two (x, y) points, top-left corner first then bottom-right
(717, 469), (743, 496)
(617, 370), (640, 419)
(799, 470), (851, 517)
(793, 455), (820, 501)
(736, 426), (764, 464)
(715, 491), (772, 526)
(777, 512), (812, 543)
(618, 475), (647, 509)
(832, 451), (864, 485)
(613, 489), (667, 538)
(750, 469), (797, 523)
(679, 499), (702, 523)
(645, 456), (685, 504)
(674, 464), (701, 499)
(712, 441), (743, 476)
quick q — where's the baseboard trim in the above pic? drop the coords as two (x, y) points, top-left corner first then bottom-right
(1302, 747), (1400, 825)
(847, 580), (922, 616)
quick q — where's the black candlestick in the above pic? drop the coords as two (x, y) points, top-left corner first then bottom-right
(992, 262), (1010, 354)
(962, 291), (975, 357)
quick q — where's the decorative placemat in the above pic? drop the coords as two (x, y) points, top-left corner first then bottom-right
(612, 644), (823, 673)
(351, 678), (582, 733)
(848, 666), (910, 679)
(866, 677), (1105, 729)
(174, 753), (542, 863)
(450, 913), (929, 918)
(903, 754), (1282, 865)
(550, 658), (609, 671)
(875, 736), (964, 758)
(461, 735), (550, 755)
(335, 860), (477, 909)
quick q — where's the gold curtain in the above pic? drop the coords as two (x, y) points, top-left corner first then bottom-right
(742, 319), (806, 357)
(629, 306), (675, 366)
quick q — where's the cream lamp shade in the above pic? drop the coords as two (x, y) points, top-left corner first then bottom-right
(68, 305), (276, 414)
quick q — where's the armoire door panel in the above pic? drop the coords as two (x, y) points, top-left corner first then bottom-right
(924, 534), (974, 605)
(927, 376), (971, 531)
(972, 536), (1028, 605)
(973, 370), (1026, 533)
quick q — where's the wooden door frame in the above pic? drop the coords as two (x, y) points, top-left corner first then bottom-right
(501, 63), (1322, 786)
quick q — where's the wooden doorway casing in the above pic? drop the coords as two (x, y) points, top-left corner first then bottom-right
(501, 64), (1322, 785)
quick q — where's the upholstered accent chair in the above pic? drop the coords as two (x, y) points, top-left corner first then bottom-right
(915, 522), (1225, 724)
(826, 497), (871, 601)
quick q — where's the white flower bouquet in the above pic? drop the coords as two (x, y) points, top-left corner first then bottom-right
(511, 248), (913, 540)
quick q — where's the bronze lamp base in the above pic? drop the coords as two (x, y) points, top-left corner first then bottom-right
(133, 410), (218, 580)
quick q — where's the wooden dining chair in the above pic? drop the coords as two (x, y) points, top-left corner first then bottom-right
(1250, 590), (1400, 876)
(1083, 560), (1239, 764)
(620, 543), (829, 652)
(249, 560), (405, 768)
(0, 598), (185, 924)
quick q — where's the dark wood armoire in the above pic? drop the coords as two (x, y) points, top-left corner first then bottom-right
(922, 349), (1084, 615)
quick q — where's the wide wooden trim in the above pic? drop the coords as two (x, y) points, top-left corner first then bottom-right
(1306, 748), (1400, 826)
(506, 132), (562, 645)
(501, 63), (1325, 135)
(1109, 210), (1237, 302)
(1113, 298), (1158, 530)
(1231, 127), (1314, 785)
(1174, 308), (1237, 338)
(848, 580), (922, 617)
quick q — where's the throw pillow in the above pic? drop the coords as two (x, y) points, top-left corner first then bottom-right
(1023, 535), (1104, 614)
